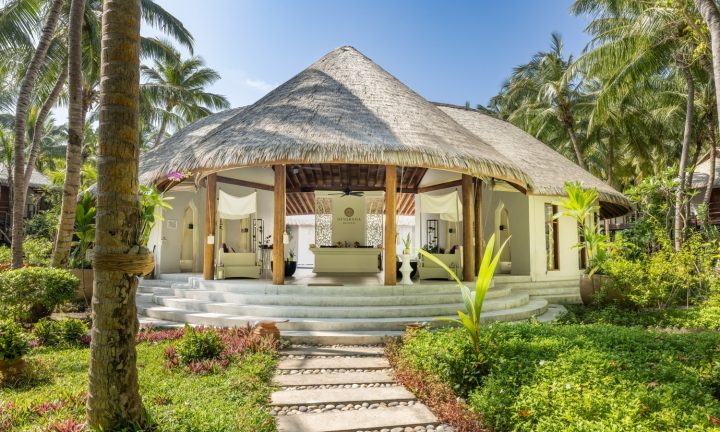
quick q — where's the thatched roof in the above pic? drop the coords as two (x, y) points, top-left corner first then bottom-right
(140, 46), (531, 188)
(0, 166), (51, 188)
(690, 151), (718, 190)
(436, 104), (630, 214)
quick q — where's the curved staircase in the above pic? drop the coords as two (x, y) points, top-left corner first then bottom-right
(137, 274), (567, 344)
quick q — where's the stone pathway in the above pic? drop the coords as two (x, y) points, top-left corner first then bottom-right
(271, 346), (454, 432)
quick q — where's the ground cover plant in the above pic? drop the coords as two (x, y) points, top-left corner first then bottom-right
(1, 326), (278, 431)
(396, 324), (720, 432)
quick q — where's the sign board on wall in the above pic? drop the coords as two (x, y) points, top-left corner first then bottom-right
(331, 195), (367, 245)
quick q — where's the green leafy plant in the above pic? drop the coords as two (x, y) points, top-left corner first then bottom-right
(556, 181), (609, 275)
(401, 233), (412, 254)
(59, 319), (88, 345)
(70, 192), (96, 270)
(0, 268), (79, 322)
(22, 237), (53, 267)
(176, 325), (224, 364)
(418, 233), (508, 353)
(31, 318), (62, 347)
(0, 319), (30, 362)
(138, 185), (174, 247)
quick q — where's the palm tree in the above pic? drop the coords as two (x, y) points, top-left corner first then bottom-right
(86, 0), (144, 426)
(9, 0), (64, 268)
(490, 32), (588, 169)
(141, 45), (229, 147)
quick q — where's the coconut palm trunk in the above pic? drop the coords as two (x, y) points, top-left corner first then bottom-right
(153, 109), (170, 147)
(562, 108), (586, 170)
(51, 0), (86, 268)
(10, 0), (65, 268)
(24, 63), (68, 187)
(86, 0), (145, 427)
(675, 64), (695, 250)
(704, 129), (717, 205)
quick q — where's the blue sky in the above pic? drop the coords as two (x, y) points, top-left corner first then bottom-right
(148, 0), (591, 109)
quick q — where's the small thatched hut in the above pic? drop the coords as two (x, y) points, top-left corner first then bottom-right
(143, 46), (629, 285)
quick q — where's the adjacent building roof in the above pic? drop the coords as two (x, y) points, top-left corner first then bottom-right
(0, 165), (51, 189)
(690, 151), (718, 190)
(436, 104), (630, 210)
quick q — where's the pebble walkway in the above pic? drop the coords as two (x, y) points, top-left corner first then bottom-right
(271, 346), (455, 432)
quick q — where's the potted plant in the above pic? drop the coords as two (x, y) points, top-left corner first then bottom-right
(556, 182), (611, 305)
(401, 233), (412, 255)
(285, 250), (297, 277)
(69, 192), (96, 305)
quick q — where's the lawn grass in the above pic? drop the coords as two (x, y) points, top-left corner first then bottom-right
(397, 323), (720, 432)
(1, 340), (277, 431)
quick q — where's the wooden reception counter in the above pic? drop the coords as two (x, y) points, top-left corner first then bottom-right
(309, 247), (382, 273)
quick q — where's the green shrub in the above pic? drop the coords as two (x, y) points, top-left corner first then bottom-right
(24, 209), (59, 239)
(176, 326), (224, 364)
(0, 245), (9, 265)
(31, 318), (62, 347)
(400, 324), (720, 431)
(0, 320), (30, 362)
(60, 319), (88, 345)
(22, 236), (53, 267)
(602, 234), (720, 309)
(0, 267), (79, 322)
(32, 318), (88, 347)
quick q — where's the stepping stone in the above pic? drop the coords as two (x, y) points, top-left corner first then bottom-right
(277, 357), (389, 370)
(276, 405), (437, 432)
(281, 346), (384, 357)
(273, 370), (395, 386)
(271, 386), (415, 406)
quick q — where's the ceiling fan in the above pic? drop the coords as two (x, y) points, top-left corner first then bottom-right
(329, 185), (364, 197)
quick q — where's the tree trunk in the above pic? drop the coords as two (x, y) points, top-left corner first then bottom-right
(153, 111), (169, 147)
(86, 0), (145, 428)
(10, 0), (65, 268)
(606, 137), (614, 187)
(696, 0), (720, 214)
(51, 0), (86, 268)
(561, 105), (586, 169)
(675, 64), (695, 250)
(24, 62), (68, 187)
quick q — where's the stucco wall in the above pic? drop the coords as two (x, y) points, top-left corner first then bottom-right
(528, 194), (584, 281)
(480, 187), (531, 275)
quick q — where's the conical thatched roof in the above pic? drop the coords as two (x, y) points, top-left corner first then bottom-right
(140, 46), (531, 187)
(436, 104), (630, 215)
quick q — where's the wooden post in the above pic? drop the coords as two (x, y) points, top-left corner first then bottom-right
(272, 165), (286, 285)
(474, 178), (484, 274)
(203, 173), (217, 280)
(384, 165), (397, 285)
(462, 174), (475, 281)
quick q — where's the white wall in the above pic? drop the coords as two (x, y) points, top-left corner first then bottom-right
(480, 186), (531, 275)
(528, 195), (584, 281)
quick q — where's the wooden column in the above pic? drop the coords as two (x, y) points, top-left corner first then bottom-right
(203, 173), (217, 280)
(474, 178), (484, 274)
(272, 165), (286, 285)
(462, 174), (475, 281)
(384, 165), (397, 285)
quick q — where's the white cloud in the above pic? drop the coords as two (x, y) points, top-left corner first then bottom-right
(244, 78), (277, 93)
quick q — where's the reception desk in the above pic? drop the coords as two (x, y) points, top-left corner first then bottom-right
(309, 247), (382, 273)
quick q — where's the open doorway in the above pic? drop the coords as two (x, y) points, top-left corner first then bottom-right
(180, 203), (198, 272)
(495, 203), (512, 274)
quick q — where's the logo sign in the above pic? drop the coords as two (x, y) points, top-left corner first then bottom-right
(344, 207), (355, 217)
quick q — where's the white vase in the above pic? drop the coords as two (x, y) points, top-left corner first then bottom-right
(400, 254), (413, 285)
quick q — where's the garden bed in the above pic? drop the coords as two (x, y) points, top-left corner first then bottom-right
(392, 323), (720, 432)
(1, 328), (278, 431)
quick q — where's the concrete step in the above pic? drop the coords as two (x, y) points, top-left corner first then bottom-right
(273, 370), (394, 386)
(532, 293), (582, 305)
(516, 285), (579, 296)
(533, 304), (568, 323)
(280, 346), (384, 357)
(276, 405), (437, 432)
(277, 357), (390, 370)
(494, 275), (532, 283)
(139, 278), (176, 288)
(152, 291), (530, 318)
(280, 331), (403, 345)
(137, 298), (547, 331)
(497, 278), (578, 290)
(192, 280), (512, 298)
(271, 386), (413, 406)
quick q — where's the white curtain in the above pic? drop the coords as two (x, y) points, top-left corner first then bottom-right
(218, 190), (257, 219)
(419, 190), (462, 222)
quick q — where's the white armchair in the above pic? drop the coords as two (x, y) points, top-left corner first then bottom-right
(217, 251), (261, 279)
